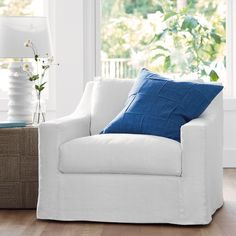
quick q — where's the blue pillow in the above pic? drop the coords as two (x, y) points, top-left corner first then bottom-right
(101, 69), (223, 142)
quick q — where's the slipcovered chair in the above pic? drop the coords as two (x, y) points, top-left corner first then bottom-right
(37, 79), (223, 225)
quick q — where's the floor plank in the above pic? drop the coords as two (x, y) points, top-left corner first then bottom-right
(0, 169), (235, 236)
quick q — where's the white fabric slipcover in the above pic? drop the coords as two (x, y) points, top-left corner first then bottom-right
(37, 79), (223, 225)
(59, 134), (182, 176)
(91, 79), (134, 135)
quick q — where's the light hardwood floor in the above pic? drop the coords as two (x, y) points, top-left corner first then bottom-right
(0, 169), (236, 236)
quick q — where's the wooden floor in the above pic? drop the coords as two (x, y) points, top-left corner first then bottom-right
(0, 169), (236, 236)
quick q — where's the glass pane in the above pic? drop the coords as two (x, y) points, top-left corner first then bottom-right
(0, 0), (44, 16)
(0, 0), (45, 98)
(101, 0), (226, 85)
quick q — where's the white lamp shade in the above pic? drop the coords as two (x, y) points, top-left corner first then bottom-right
(0, 16), (51, 58)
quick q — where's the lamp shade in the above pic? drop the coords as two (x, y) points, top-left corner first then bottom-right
(0, 16), (51, 58)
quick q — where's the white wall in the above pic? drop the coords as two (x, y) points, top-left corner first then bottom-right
(223, 99), (236, 167)
(53, 0), (84, 117)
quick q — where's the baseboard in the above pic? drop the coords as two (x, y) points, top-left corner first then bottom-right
(223, 148), (236, 168)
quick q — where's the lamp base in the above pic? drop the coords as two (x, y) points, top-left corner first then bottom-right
(7, 61), (33, 123)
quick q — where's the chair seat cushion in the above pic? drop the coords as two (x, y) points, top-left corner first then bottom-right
(59, 134), (182, 176)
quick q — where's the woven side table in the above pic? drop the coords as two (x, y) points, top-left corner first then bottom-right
(0, 126), (38, 208)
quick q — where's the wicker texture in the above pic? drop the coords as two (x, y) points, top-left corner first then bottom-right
(0, 127), (38, 208)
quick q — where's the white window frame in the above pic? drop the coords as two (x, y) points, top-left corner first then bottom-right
(226, 0), (236, 97)
(46, 0), (56, 112)
(83, 0), (101, 85)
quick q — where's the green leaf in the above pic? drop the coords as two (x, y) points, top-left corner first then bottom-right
(164, 11), (176, 21)
(210, 32), (221, 44)
(181, 16), (199, 31)
(35, 55), (39, 62)
(164, 56), (171, 71)
(35, 84), (45, 92)
(151, 53), (166, 60)
(155, 45), (169, 52)
(42, 65), (50, 70)
(201, 69), (207, 76)
(40, 82), (47, 87)
(209, 70), (219, 82)
(156, 4), (164, 13)
(29, 75), (39, 81)
(171, 26), (178, 33)
(202, 60), (211, 66)
(154, 31), (166, 41)
(222, 20), (226, 30)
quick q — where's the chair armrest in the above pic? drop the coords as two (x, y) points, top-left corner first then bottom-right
(180, 114), (223, 220)
(39, 115), (90, 171)
(40, 115), (90, 147)
(38, 115), (90, 209)
(181, 114), (223, 179)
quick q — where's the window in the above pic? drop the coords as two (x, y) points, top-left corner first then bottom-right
(100, 0), (227, 92)
(0, 0), (46, 99)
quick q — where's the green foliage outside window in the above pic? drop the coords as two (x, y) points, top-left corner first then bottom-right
(0, 0), (33, 16)
(102, 0), (226, 81)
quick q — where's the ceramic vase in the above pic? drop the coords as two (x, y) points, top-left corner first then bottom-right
(7, 62), (33, 123)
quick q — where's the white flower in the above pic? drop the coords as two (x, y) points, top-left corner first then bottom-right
(24, 40), (32, 48)
(23, 63), (31, 72)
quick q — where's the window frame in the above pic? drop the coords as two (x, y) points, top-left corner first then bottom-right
(226, 0), (236, 97)
(83, 0), (101, 85)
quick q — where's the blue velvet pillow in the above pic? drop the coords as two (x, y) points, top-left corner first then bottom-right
(101, 69), (223, 142)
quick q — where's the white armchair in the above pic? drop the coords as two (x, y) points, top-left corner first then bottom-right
(37, 79), (223, 225)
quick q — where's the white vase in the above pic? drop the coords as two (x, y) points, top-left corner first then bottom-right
(7, 61), (33, 123)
